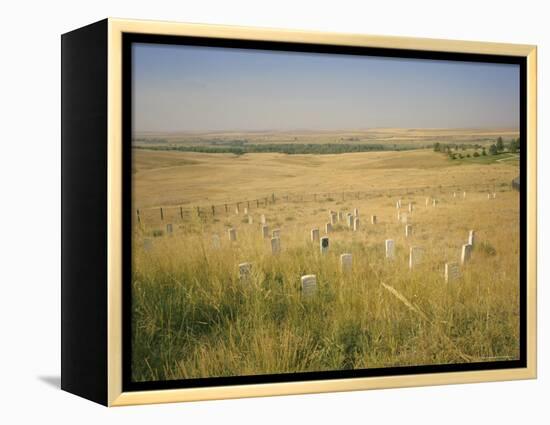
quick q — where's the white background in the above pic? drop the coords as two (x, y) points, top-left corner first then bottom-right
(0, 0), (547, 422)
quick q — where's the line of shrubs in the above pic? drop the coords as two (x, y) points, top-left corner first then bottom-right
(134, 143), (412, 155)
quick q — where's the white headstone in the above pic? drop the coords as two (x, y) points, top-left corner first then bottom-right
(405, 224), (413, 237)
(432, 199), (437, 207)
(143, 238), (152, 252)
(320, 236), (329, 254)
(239, 262), (252, 282)
(385, 239), (395, 259)
(301, 274), (317, 298)
(408, 203), (413, 213)
(338, 211), (344, 222)
(340, 253), (352, 272)
(244, 207), (248, 215)
(371, 215), (377, 224)
(347, 214), (354, 228)
(212, 234), (221, 249)
(445, 262), (461, 283)
(248, 215), (253, 224)
(493, 192), (496, 199)
(409, 246), (424, 269)
(463, 191), (466, 199)
(235, 207), (239, 215)
(325, 223), (332, 234)
(397, 211), (401, 222)
(354, 208), (359, 217)
(353, 217), (360, 231)
(461, 244), (472, 264)
(425, 197), (430, 207)
(260, 214), (267, 224)
(228, 228), (237, 241)
(271, 237), (281, 254)
(166, 223), (173, 234)
(261, 225), (269, 239)
(453, 192), (456, 199)
(311, 228), (320, 242)
(272, 228), (281, 239)
(487, 193), (491, 200)
(397, 199), (402, 209)
(468, 230), (475, 246)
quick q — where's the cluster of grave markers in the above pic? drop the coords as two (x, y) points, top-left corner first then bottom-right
(200, 212), (284, 254)
(443, 230), (475, 283)
(145, 191), (485, 293)
(231, 207), (365, 298)
(236, 213), (282, 255)
(395, 196), (477, 279)
(316, 207), (368, 256)
(325, 208), (365, 235)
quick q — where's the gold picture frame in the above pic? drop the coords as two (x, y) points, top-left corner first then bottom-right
(61, 18), (537, 407)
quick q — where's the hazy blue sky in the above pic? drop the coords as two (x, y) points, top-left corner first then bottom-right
(132, 43), (520, 133)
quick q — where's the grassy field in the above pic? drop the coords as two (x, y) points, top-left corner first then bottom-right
(131, 145), (520, 382)
(132, 148), (517, 210)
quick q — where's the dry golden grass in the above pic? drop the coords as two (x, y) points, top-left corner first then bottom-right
(131, 147), (520, 382)
(132, 148), (517, 210)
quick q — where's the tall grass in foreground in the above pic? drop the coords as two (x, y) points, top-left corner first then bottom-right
(131, 191), (519, 382)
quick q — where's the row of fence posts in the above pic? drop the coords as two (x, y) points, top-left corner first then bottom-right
(136, 185), (508, 224)
(137, 193), (278, 222)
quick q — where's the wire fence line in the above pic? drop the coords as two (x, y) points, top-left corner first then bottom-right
(135, 180), (515, 224)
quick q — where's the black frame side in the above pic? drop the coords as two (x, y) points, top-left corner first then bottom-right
(61, 19), (109, 406)
(122, 34), (528, 393)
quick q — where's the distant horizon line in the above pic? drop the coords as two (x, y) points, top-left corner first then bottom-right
(134, 126), (520, 136)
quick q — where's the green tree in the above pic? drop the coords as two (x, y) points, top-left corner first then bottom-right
(433, 142), (441, 152)
(473, 151), (480, 157)
(496, 137), (504, 152)
(489, 144), (498, 155)
(482, 147), (487, 156)
(509, 138), (520, 153)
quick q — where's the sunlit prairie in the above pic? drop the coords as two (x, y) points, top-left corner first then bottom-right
(131, 144), (520, 382)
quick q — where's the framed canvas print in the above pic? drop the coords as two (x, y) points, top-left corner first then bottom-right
(61, 18), (537, 406)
